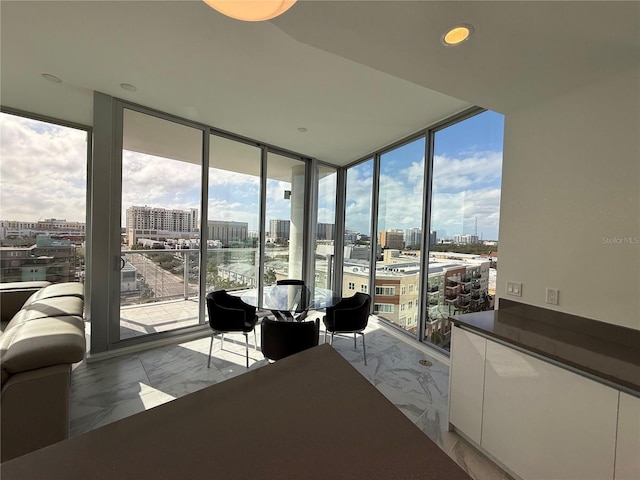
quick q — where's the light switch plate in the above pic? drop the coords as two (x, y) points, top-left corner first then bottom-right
(506, 281), (522, 296)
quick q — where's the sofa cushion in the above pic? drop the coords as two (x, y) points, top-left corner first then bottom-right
(24, 282), (84, 306)
(4, 296), (84, 334)
(1, 315), (85, 385)
(0, 282), (52, 326)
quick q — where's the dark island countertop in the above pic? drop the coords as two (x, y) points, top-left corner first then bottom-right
(449, 302), (640, 395)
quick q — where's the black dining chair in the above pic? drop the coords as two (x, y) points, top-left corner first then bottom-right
(206, 290), (259, 369)
(261, 317), (319, 361)
(323, 292), (371, 365)
(276, 279), (305, 286)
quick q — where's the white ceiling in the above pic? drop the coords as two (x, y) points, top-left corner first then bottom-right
(1, 1), (638, 167)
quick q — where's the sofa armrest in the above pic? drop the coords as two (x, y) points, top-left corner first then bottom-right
(1, 316), (86, 379)
(1, 364), (71, 462)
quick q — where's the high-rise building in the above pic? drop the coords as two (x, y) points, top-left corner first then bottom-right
(405, 228), (422, 248)
(379, 229), (404, 249)
(429, 231), (437, 247)
(207, 220), (249, 246)
(126, 206), (198, 232)
(316, 223), (335, 241)
(125, 206), (198, 245)
(269, 219), (290, 244)
(454, 234), (479, 245)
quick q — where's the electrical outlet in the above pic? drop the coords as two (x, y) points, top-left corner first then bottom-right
(506, 281), (522, 297)
(546, 288), (559, 305)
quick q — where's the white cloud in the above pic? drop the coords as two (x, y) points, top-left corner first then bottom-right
(432, 151), (502, 193)
(1, 113), (87, 222)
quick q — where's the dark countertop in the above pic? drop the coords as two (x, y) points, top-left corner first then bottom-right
(2, 345), (471, 480)
(450, 303), (640, 394)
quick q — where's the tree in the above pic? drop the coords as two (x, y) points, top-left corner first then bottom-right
(264, 268), (276, 284)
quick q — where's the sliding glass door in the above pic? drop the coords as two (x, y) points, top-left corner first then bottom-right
(119, 108), (203, 340)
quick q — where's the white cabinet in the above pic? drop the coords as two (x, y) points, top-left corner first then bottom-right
(449, 326), (633, 480)
(615, 392), (640, 480)
(449, 326), (486, 444)
(482, 341), (619, 480)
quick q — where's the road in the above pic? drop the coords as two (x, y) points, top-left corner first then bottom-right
(125, 251), (198, 301)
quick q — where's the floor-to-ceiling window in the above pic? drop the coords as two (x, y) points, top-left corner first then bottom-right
(264, 152), (307, 285)
(119, 108), (203, 340)
(315, 164), (337, 291)
(424, 110), (504, 349)
(339, 109), (504, 352)
(342, 159), (374, 298)
(206, 135), (262, 294)
(374, 138), (425, 334)
(0, 111), (89, 286)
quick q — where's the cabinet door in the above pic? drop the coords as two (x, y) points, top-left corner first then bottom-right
(449, 326), (486, 444)
(482, 341), (618, 480)
(615, 392), (640, 480)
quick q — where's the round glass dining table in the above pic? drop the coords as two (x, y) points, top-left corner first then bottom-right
(241, 285), (340, 321)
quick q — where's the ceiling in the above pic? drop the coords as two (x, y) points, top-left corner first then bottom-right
(1, 1), (638, 167)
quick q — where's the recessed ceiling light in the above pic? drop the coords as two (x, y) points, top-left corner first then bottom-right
(41, 73), (62, 83)
(297, 127), (308, 133)
(442, 24), (474, 46)
(120, 83), (138, 92)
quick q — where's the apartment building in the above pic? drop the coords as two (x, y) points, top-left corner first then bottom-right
(268, 219), (290, 244)
(378, 229), (405, 249)
(207, 220), (249, 246)
(0, 219), (85, 240)
(0, 235), (77, 283)
(125, 206), (198, 245)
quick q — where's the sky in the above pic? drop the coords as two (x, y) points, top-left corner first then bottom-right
(0, 113), (88, 222)
(345, 110), (504, 240)
(1, 110), (503, 240)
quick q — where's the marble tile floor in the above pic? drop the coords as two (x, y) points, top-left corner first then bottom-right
(71, 315), (513, 480)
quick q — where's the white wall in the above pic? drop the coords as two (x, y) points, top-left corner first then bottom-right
(497, 67), (640, 330)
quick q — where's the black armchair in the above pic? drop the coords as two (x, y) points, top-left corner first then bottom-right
(323, 292), (371, 365)
(206, 290), (259, 369)
(261, 317), (319, 361)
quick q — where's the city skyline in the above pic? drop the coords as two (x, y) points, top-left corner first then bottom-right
(1, 111), (503, 240)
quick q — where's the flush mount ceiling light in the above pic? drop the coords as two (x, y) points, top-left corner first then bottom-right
(442, 24), (474, 46)
(41, 73), (62, 83)
(202, 0), (297, 21)
(297, 127), (307, 133)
